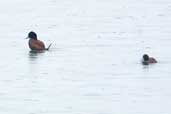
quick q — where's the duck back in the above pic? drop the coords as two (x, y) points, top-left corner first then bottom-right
(29, 39), (45, 50)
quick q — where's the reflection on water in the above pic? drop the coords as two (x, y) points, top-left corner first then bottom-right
(28, 50), (45, 60)
(142, 64), (149, 70)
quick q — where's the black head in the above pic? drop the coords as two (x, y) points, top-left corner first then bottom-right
(143, 54), (149, 61)
(28, 31), (37, 40)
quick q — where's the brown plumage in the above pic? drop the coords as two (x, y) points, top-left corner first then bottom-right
(29, 39), (45, 50)
(26, 31), (45, 51)
(142, 54), (157, 65)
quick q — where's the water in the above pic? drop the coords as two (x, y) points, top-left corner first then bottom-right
(0, 0), (171, 114)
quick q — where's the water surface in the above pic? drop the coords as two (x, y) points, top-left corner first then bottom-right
(0, 0), (171, 114)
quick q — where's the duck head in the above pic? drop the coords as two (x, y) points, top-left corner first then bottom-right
(26, 31), (37, 40)
(143, 54), (149, 61)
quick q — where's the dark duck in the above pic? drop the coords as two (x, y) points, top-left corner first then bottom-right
(26, 31), (51, 51)
(142, 54), (157, 65)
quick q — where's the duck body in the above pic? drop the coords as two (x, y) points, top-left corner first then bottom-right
(142, 54), (157, 65)
(26, 31), (47, 51)
(29, 39), (45, 50)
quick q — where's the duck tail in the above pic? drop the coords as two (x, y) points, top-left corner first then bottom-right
(46, 43), (52, 50)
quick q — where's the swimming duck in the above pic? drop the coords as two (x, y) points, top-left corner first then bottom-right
(26, 31), (51, 51)
(142, 54), (157, 65)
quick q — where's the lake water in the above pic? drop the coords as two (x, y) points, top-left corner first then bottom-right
(0, 0), (171, 114)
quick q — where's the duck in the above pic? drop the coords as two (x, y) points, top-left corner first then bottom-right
(26, 31), (52, 51)
(142, 54), (157, 65)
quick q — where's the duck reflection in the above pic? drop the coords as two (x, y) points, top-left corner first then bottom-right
(28, 50), (45, 61)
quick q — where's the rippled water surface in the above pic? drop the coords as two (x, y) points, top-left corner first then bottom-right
(0, 0), (171, 114)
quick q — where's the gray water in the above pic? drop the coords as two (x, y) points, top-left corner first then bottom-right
(0, 0), (171, 114)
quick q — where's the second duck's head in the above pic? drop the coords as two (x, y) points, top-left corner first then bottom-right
(27, 31), (37, 40)
(143, 54), (149, 61)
